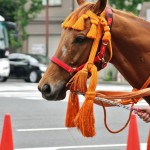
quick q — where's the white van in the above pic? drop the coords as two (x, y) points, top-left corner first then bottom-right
(0, 15), (10, 82)
(0, 50), (10, 82)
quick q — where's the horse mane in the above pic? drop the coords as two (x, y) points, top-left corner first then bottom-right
(112, 8), (150, 25)
(65, 2), (150, 30)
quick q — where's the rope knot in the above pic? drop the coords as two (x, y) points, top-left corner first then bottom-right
(131, 98), (139, 104)
(102, 26), (111, 42)
(87, 63), (94, 70)
(100, 17), (107, 26)
(86, 91), (96, 99)
(104, 26), (110, 32)
(90, 19), (99, 25)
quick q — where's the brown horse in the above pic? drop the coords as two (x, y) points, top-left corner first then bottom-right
(38, 0), (150, 105)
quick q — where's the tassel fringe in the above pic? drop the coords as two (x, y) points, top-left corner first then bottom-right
(65, 92), (80, 127)
(74, 96), (95, 137)
(69, 67), (88, 93)
(74, 65), (98, 137)
(87, 23), (97, 39)
(72, 16), (85, 30)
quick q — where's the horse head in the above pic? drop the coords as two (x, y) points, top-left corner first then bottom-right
(38, 0), (110, 100)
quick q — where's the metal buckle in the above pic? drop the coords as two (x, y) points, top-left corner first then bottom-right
(102, 41), (108, 46)
(101, 58), (107, 68)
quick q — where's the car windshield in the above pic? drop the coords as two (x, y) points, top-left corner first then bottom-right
(29, 54), (49, 65)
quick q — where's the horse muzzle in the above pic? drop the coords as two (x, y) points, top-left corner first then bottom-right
(38, 82), (67, 101)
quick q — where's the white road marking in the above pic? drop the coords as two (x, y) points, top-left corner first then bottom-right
(0, 91), (148, 107)
(0, 84), (148, 106)
(15, 143), (147, 150)
(17, 127), (68, 132)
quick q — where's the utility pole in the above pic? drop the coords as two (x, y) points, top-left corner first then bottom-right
(72, 0), (75, 11)
(45, 0), (49, 56)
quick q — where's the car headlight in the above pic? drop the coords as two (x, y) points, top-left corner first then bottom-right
(39, 65), (47, 72)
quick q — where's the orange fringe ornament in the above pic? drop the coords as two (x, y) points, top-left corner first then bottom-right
(87, 23), (97, 39)
(72, 16), (85, 30)
(61, 9), (112, 137)
(74, 64), (98, 137)
(65, 15), (77, 28)
(65, 92), (80, 127)
(68, 67), (88, 94)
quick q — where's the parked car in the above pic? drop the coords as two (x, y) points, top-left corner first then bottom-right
(0, 49), (10, 82)
(8, 53), (49, 83)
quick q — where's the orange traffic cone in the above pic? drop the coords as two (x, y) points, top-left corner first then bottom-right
(147, 130), (150, 150)
(0, 114), (14, 150)
(126, 114), (140, 150)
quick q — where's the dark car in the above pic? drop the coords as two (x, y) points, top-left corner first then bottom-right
(8, 53), (49, 83)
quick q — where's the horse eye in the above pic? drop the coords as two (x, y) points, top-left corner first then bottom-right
(73, 36), (86, 44)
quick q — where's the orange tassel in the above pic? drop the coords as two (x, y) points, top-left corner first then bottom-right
(87, 23), (97, 39)
(65, 92), (80, 127)
(69, 67), (88, 94)
(65, 15), (77, 28)
(74, 65), (98, 137)
(72, 16), (85, 30)
(74, 92), (96, 137)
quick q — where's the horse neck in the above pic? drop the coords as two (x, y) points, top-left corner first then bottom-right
(110, 9), (150, 89)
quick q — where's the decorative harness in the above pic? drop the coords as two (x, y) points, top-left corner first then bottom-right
(51, 7), (150, 137)
(51, 7), (113, 75)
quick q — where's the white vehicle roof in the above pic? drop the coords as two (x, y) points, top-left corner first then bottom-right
(0, 15), (5, 21)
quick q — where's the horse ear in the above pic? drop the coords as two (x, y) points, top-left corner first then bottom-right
(93, 0), (107, 15)
(76, 0), (85, 5)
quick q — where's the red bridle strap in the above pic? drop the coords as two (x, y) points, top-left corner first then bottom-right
(51, 56), (76, 74)
(51, 42), (107, 74)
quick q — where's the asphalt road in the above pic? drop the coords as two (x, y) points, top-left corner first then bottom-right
(0, 79), (149, 150)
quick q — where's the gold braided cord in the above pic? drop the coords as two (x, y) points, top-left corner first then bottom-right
(63, 10), (113, 137)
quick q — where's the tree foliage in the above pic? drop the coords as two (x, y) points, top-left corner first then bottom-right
(0, 0), (44, 50)
(109, 0), (150, 14)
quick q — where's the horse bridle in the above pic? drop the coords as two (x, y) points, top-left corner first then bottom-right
(51, 7), (113, 75)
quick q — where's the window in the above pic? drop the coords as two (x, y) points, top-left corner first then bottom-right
(42, 0), (62, 6)
(147, 9), (150, 21)
(87, 0), (97, 2)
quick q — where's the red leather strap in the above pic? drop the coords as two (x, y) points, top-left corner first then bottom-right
(51, 56), (75, 74)
(94, 44), (106, 63)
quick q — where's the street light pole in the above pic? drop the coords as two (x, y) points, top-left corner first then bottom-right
(45, 0), (49, 56)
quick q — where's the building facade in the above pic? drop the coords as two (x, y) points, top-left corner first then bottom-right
(23, 0), (97, 57)
(139, 2), (150, 21)
(22, 0), (120, 82)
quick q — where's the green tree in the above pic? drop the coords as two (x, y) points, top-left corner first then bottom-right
(109, 0), (150, 14)
(0, 0), (44, 50)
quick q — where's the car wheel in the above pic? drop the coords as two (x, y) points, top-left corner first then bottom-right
(28, 71), (39, 83)
(0, 76), (8, 82)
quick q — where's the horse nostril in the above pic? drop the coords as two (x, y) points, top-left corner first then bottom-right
(42, 84), (51, 94)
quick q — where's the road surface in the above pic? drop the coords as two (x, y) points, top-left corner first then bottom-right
(0, 79), (149, 150)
